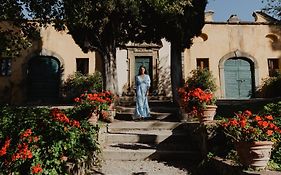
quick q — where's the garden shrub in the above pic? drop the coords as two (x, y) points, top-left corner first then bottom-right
(61, 71), (103, 103)
(0, 106), (100, 174)
(256, 73), (281, 98)
(186, 68), (217, 92)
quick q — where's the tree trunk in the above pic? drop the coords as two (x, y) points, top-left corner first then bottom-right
(170, 41), (183, 106)
(103, 47), (119, 94)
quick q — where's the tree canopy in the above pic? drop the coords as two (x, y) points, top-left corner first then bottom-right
(262, 0), (281, 19)
(1, 0), (207, 96)
(0, 0), (40, 56)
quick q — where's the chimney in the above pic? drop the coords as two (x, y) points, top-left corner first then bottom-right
(205, 11), (214, 22)
(227, 14), (240, 23)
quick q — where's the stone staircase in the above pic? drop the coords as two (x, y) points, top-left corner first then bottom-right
(99, 101), (203, 163)
(98, 99), (281, 175)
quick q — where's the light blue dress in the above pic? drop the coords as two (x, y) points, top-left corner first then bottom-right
(133, 74), (151, 119)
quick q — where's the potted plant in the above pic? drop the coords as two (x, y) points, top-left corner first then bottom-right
(178, 68), (217, 122)
(220, 110), (281, 170)
(61, 71), (103, 103)
(74, 90), (116, 123)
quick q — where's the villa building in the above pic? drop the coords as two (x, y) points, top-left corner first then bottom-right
(184, 11), (281, 99)
(0, 11), (280, 104)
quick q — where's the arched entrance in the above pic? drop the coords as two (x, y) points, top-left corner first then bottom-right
(224, 57), (254, 99)
(27, 56), (61, 103)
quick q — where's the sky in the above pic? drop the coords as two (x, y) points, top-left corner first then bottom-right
(206, 0), (266, 22)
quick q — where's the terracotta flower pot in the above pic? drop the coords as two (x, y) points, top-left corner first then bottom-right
(199, 105), (217, 123)
(235, 141), (274, 169)
(100, 109), (115, 123)
(87, 112), (99, 125)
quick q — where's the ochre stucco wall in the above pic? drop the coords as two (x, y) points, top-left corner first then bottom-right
(0, 24), (97, 104)
(184, 22), (281, 98)
(40, 26), (96, 80)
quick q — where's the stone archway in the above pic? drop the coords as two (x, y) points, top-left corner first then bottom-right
(219, 50), (258, 99)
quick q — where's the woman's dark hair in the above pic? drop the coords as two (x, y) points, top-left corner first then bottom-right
(138, 65), (147, 75)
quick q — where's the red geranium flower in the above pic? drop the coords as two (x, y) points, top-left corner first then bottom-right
(31, 164), (43, 174)
(220, 110), (281, 142)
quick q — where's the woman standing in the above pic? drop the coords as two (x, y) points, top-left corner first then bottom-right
(133, 65), (151, 120)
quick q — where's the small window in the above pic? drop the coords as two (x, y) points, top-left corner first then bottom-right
(268, 58), (279, 77)
(76, 58), (89, 75)
(0, 58), (12, 76)
(196, 58), (209, 69)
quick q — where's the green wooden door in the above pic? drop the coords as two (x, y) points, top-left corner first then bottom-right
(135, 56), (152, 89)
(224, 58), (252, 99)
(28, 56), (60, 103)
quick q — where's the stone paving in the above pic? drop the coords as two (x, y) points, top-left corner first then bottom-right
(100, 160), (191, 175)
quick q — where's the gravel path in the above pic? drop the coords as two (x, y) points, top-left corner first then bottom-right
(100, 160), (190, 175)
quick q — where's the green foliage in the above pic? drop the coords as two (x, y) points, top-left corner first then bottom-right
(263, 101), (281, 117)
(256, 73), (281, 98)
(186, 68), (217, 92)
(61, 72), (103, 103)
(0, 0), (24, 19)
(261, 102), (281, 166)
(178, 68), (217, 114)
(71, 90), (116, 122)
(0, 106), (100, 174)
(220, 110), (281, 142)
(262, 0), (281, 19)
(268, 160), (281, 171)
(0, 22), (40, 57)
(1, 1), (41, 57)
(19, 0), (207, 52)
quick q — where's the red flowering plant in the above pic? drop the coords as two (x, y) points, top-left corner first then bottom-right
(0, 128), (43, 174)
(178, 85), (216, 115)
(178, 68), (217, 116)
(220, 110), (281, 142)
(0, 106), (100, 174)
(73, 90), (116, 120)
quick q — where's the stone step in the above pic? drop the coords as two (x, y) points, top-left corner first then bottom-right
(117, 96), (173, 107)
(100, 121), (202, 162)
(114, 113), (177, 121)
(106, 121), (196, 132)
(115, 106), (179, 121)
(117, 106), (179, 113)
(102, 143), (201, 161)
(104, 130), (191, 145)
(100, 160), (193, 175)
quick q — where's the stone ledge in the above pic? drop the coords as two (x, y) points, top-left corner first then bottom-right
(209, 156), (280, 175)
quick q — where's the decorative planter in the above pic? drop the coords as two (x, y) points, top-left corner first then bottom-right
(101, 109), (115, 123)
(235, 141), (274, 169)
(106, 109), (115, 123)
(199, 105), (217, 123)
(109, 103), (115, 110)
(87, 112), (99, 125)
